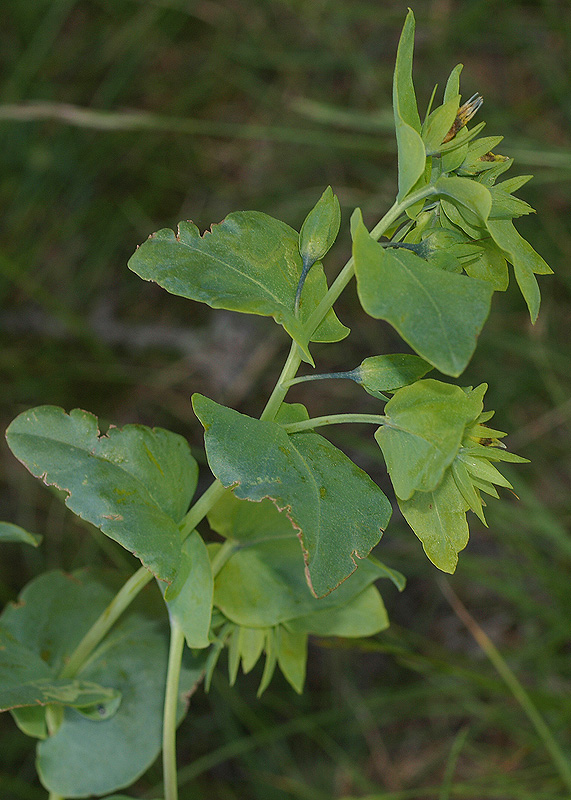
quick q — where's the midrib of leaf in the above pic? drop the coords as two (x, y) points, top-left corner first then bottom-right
(178, 239), (289, 308)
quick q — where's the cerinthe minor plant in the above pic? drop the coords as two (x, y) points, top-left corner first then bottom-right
(0, 11), (556, 800)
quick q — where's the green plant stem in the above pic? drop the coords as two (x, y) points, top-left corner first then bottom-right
(260, 340), (303, 421)
(48, 792), (64, 800)
(439, 578), (571, 794)
(59, 566), (153, 679)
(282, 412), (390, 434)
(210, 538), (240, 577)
(179, 479), (227, 538)
(283, 369), (358, 387)
(163, 622), (185, 800)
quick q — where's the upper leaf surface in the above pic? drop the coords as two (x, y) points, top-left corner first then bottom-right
(6, 407), (198, 583)
(128, 211), (348, 362)
(193, 395), (392, 597)
(352, 214), (493, 376)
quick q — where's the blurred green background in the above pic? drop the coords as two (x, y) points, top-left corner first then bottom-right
(1, 1), (570, 798)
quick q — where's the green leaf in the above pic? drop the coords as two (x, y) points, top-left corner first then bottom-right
(355, 353), (433, 395)
(435, 176), (492, 224)
(393, 10), (426, 198)
(440, 197), (484, 239)
(11, 706), (48, 739)
(393, 10), (421, 131)
(212, 536), (393, 628)
(299, 185), (341, 267)
(193, 395), (392, 597)
(451, 458), (486, 524)
(287, 584), (389, 638)
(163, 531), (213, 648)
(375, 379), (485, 501)
(486, 218), (552, 322)
(489, 186), (535, 219)
(257, 629), (277, 697)
(275, 626), (307, 694)
(462, 239), (509, 291)
(459, 136), (505, 175)
(0, 571), (176, 797)
(0, 627), (121, 712)
(398, 470), (470, 572)
(457, 451), (513, 488)
(6, 407), (198, 583)
(443, 64), (463, 103)
(441, 139), (469, 173)
(352, 213), (493, 376)
(423, 96), (460, 152)
(0, 521), (42, 547)
(208, 491), (296, 542)
(128, 211), (348, 364)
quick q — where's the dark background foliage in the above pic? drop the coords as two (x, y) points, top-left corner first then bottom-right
(1, 1), (570, 798)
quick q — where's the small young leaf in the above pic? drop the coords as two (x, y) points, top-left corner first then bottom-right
(423, 95), (460, 152)
(398, 470), (470, 573)
(238, 627), (266, 674)
(435, 176), (492, 224)
(489, 186), (535, 219)
(275, 627), (307, 694)
(299, 186), (341, 268)
(443, 64), (463, 103)
(486, 218), (552, 322)
(0, 521), (42, 547)
(352, 213), (493, 376)
(393, 10), (426, 198)
(457, 452), (514, 488)
(462, 239), (509, 291)
(451, 459), (486, 524)
(193, 394), (392, 597)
